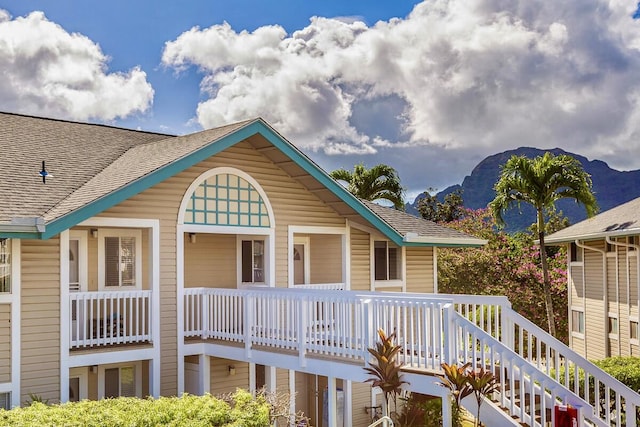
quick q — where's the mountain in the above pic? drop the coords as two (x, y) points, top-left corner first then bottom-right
(407, 147), (640, 232)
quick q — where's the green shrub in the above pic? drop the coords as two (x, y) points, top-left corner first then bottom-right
(0, 389), (270, 427)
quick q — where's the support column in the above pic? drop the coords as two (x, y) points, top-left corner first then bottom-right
(343, 380), (352, 427)
(199, 354), (210, 394)
(327, 376), (337, 427)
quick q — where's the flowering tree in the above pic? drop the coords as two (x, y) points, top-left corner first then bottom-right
(438, 208), (569, 343)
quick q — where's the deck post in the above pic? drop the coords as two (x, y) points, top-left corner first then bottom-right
(442, 303), (454, 365)
(327, 376), (338, 427)
(199, 354), (210, 394)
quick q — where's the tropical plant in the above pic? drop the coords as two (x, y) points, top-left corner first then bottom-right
(331, 163), (405, 209)
(489, 152), (597, 337)
(466, 367), (499, 427)
(364, 329), (408, 417)
(439, 362), (473, 427)
(417, 188), (466, 223)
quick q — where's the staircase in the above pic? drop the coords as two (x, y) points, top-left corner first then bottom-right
(183, 287), (640, 426)
(446, 294), (640, 427)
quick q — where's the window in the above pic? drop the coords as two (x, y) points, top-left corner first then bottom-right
(98, 230), (142, 290)
(0, 239), (10, 293)
(630, 321), (638, 341)
(629, 236), (639, 251)
(608, 316), (619, 335)
(570, 243), (582, 262)
(606, 241), (615, 253)
(571, 310), (584, 334)
(104, 366), (136, 398)
(0, 392), (10, 410)
(374, 241), (401, 281)
(241, 239), (265, 283)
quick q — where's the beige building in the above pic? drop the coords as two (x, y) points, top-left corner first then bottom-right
(0, 112), (486, 425)
(547, 198), (640, 360)
(2, 112), (637, 426)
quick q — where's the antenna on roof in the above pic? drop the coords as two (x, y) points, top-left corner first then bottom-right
(39, 160), (53, 184)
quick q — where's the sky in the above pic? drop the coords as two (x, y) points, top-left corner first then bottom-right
(1, 0), (640, 202)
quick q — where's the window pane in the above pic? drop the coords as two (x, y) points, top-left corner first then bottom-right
(69, 377), (80, 402)
(0, 239), (10, 293)
(241, 241), (252, 282)
(0, 392), (9, 410)
(631, 321), (638, 340)
(253, 240), (264, 282)
(374, 241), (387, 281)
(69, 240), (80, 291)
(120, 367), (135, 397)
(104, 368), (119, 398)
(571, 310), (584, 333)
(120, 237), (135, 286)
(105, 237), (120, 287)
(609, 317), (619, 334)
(388, 246), (400, 280)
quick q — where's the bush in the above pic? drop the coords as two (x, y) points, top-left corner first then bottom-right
(0, 389), (270, 427)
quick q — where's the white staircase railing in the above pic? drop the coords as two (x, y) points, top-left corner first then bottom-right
(447, 294), (640, 427)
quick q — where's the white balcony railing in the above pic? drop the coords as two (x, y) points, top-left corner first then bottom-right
(70, 290), (152, 349)
(183, 287), (450, 369)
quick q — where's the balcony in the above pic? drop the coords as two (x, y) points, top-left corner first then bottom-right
(69, 290), (152, 349)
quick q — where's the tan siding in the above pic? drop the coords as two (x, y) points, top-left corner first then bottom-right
(583, 241), (606, 360)
(184, 234), (236, 287)
(0, 304), (10, 383)
(350, 228), (370, 291)
(309, 234), (342, 284)
(630, 255), (638, 318)
(294, 372), (310, 419)
(607, 257), (617, 312)
(276, 368), (289, 394)
(21, 237), (60, 403)
(352, 382), (373, 427)
(405, 247), (434, 293)
(569, 265), (584, 301)
(91, 141), (354, 397)
(209, 358), (249, 396)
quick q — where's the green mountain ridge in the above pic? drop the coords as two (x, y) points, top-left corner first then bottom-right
(408, 147), (640, 232)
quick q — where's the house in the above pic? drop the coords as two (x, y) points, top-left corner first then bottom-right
(546, 197), (640, 360)
(0, 111), (637, 426)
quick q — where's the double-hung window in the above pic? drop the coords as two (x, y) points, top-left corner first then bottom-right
(241, 239), (265, 284)
(98, 230), (142, 290)
(374, 241), (401, 281)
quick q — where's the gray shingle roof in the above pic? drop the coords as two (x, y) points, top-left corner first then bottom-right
(1, 112), (484, 247)
(0, 112), (172, 222)
(546, 196), (640, 243)
(361, 200), (485, 245)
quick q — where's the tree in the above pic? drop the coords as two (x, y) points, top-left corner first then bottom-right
(489, 153), (597, 337)
(417, 188), (466, 223)
(439, 208), (570, 343)
(331, 163), (405, 210)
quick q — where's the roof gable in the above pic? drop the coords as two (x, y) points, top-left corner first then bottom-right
(1, 114), (482, 247)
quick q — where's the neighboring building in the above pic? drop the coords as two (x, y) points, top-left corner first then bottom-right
(547, 198), (640, 360)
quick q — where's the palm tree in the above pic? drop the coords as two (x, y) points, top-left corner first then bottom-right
(331, 164), (405, 210)
(489, 152), (597, 337)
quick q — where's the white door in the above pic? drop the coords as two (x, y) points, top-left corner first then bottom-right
(293, 237), (310, 285)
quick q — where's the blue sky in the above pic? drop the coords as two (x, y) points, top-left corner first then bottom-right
(1, 1), (640, 200)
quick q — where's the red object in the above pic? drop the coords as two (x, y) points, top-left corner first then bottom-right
(554, 405), (578, 427)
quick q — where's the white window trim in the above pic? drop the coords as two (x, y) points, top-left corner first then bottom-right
(630, 318), (639, 345)
(570, 307), (585, 339)
(237, 235), (270, 287)
(608, 313), (619, 339)
(370, 237), (405, 290)
(98, 361), (143, 399)
(69, 230), (88, 293)
(98, 229), (143, 290)
(69, 367), (88, 401)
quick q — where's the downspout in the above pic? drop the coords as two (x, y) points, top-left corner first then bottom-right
(605, 236), (640, 356)
(575, 240), (607, 358)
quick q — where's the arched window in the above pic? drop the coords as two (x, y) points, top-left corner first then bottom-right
(184, 173), (270, 228)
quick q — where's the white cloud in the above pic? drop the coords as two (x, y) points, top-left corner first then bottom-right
(162, 0), (640, 192)
(0, 10), (153, 121)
